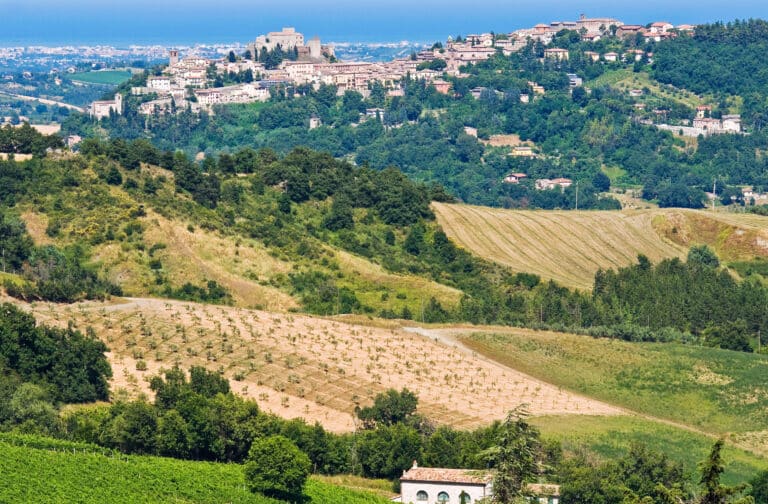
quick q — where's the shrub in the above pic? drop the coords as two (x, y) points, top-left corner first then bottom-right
(244, 435), (311, 499)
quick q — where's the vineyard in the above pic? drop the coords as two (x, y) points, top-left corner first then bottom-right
(0, 434), (389, 503)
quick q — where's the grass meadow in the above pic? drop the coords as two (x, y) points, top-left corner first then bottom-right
(461, 328), (768, 440)
(532, 415), (766, 486)
(69, 70), (133, 85)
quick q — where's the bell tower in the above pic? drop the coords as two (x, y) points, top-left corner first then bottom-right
(169, 49), (179, 67)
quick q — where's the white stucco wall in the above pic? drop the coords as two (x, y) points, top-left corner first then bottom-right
(400, 481), (489, 504)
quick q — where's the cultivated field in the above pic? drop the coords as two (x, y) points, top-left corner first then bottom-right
(20, 297), (622, 433)
(433, 203), (768, 289)
(69, 70), (133, 85)
(0, 434), (389, 503)
(433, 204), (686, 289)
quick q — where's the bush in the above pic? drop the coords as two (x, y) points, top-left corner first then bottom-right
(244, 435), (311, 499)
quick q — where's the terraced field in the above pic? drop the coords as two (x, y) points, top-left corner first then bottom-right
(433, 203), (768, 290)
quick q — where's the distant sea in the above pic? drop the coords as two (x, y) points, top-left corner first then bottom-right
(3, 0), (768, 47)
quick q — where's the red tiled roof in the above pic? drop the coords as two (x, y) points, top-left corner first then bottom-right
(401, 467), (492, 485)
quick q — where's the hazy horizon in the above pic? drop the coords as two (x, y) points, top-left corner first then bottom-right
(3, 0), (768, 46)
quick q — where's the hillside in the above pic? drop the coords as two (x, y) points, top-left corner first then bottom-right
(453, 326), (768, 449)
(0, 434), (389, 503)
(18, 297), (621, 432)
(433, 203), (768, 289)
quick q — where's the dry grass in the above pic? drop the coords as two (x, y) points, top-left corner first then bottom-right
(21, 297), (622, 433)
(91, 211), (297, 311)
(19, 211), (54, 246)
(654, 210), (768, 262)
(333, 248), (463, 309)
(434, 203), (768, 290)
(433, 203), (687, 289)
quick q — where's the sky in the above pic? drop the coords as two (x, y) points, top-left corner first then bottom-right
(2, 0), (768, 46)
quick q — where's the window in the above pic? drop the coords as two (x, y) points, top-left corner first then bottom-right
(416, 490), (428, 501)
(460, 491), (472, 504)
(437, 492), (450, 503)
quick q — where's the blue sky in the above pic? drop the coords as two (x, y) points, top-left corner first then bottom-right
(3, 0), (768, 45)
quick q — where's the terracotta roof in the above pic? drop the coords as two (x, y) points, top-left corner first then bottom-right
(401, 467), (492, 485)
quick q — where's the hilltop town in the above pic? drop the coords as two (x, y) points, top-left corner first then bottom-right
(91, 17), (707, 119)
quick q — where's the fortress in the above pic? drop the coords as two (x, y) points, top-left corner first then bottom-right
(249, 27), (331, 61)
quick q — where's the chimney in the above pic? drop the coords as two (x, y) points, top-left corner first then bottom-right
(412, 460), (418, 469)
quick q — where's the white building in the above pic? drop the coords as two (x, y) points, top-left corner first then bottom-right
(147, 76), (172, 92)
(399, 464), (492, 504)
(397, 463), (560, 504)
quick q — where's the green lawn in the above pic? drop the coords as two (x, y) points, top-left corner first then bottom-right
(0, 434), (390, 504)
(69, 70), (132, 85)
(461, 329), (768, 435)
(532, 415), (767, 486)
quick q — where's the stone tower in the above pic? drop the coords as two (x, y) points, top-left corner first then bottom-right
(169, 49), (179, 67)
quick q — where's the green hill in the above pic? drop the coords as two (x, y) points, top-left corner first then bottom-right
(0, 434), (389, 504)
(457, 326), (768, 449)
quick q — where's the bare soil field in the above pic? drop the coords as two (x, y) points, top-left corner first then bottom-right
(21, 297), (623, 432)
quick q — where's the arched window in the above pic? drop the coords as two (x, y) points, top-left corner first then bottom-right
(460, 491), (472, 504)
(416, 490), (428, 501)
(437, 492), (450, 503)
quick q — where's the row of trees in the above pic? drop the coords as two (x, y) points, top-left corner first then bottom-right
(0, 123), (63, 156)
(0, 303), (111, 434)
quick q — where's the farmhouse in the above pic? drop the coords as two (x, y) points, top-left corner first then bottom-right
(511, 146), (535, 157)
(504, 172), (528, 183)
(398, 464), (491, 504)
(396, 462), (561, 504)
(536, 178), (573, 191)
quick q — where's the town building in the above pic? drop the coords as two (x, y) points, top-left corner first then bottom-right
(504, 172), (528, 183)
(576, 14), (623, 35)
(544, 48), (569, 61)
(567, 74), (583, 87)
(616, 25), (645, 38)
(536, 178), (573, 191)
(90, 93), (123, 120)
